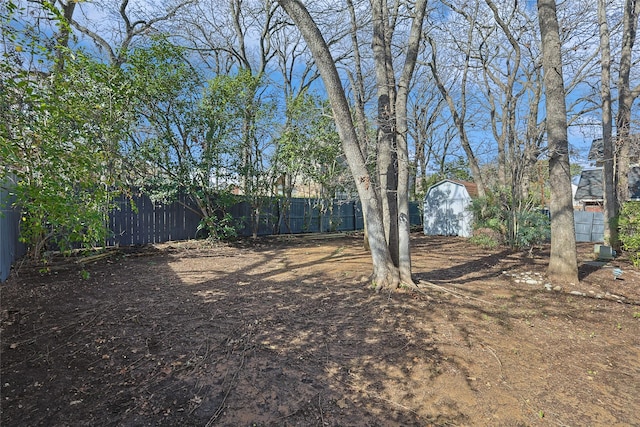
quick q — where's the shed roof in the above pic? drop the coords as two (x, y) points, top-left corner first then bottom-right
(427, 179), (478, 198)
(452, 180), (479, 198)
(575, 166), (640, 201)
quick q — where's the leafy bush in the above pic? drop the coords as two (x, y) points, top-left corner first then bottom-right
(197, 212), (239, 241)
(511, 210), (551, 248)
(1, 43), (129, 258)
(15, 182), (114, 258)
(619, 201), (640, 268)
(194, 193), (241, 241)
(469, 191), (508, 236)
(469, 234), (500, 249)
(469, 189), (550, 250)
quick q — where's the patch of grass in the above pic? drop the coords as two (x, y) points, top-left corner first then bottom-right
(469, 234), (499, 249)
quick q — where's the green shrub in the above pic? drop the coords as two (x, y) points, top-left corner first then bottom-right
(197, 212), (239, 241)
(512, 210), (551, 248)
(469, 234), (500, 249)
(619, 201), (640, 268)
(469, 192), (507, 236)
(469, 189), (549, 250)
(195, 193), (241, 241)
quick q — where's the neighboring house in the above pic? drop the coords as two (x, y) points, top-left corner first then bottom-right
(423, 179), (477, 238)
(574, 166), (640, 211)
(574, 169), (605, 211)
(575, 138), (640, 211)
(571, 175), (581, 210)
(588, 137), (640, 166)
(274, 173), (326, 199)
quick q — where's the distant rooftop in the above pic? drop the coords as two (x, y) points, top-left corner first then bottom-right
(575, 166), (640, 201)
(587, 137), (640, 165)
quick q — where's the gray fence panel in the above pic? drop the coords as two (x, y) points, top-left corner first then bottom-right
(280, 199), (329, 234)
(230, 200), (252, 236)
(0, 186), (25, 282)
(256, 199), (280, 236)
(574, 211), (604, 243)
(409, 202), (422, 227)
(333, 201), (355, 231)
(233, 198), (280, 237)
(4, 194), (426, 279)
(590, 213), (605, 243)
(354, 201), (365, 230)
(107, 192), (203, 245)
(289, 199), (308, 233)
(304, 199), (321, 233)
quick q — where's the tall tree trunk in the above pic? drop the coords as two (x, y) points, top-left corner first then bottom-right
(346, 0), (372, 251)
(484, 0), (522, 190)
(616, 0), (640, 207)
(371, 0), (399, 267)
(598, 0), (618, 249)
(537, 0), (579, 284)
(277, 0), (399, 290)
(395, 0), (428, 284)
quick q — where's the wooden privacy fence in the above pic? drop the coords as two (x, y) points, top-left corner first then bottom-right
(107, 192), (203, 246)
(1, 188), (422, 281)
(0, 185), (26, 282)
(0, 186), (613, 283)
(108, 192), (423, 246)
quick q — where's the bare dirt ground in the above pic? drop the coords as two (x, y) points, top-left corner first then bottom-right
(1, 233), (639, 426)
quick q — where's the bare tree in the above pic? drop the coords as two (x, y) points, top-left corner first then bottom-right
(537, 0), (579, 283)
(425, 2), (488, 198)
(370, 0), (427, 283)
(473, 1), (549, 243)
(174, 0), (287, 238)
(68, 0), (196, 66)
(344, 0), (375, 250)
(276, 0), (399, 290)
(407, 78), (448, 198)
(615, 0), (640, 205)
(599, 0), (617, 247)
(391, 0), (428, 283)
(596, 0), (640, 250)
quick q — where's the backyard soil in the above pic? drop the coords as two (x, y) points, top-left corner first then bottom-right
(1, 234), (639, 426)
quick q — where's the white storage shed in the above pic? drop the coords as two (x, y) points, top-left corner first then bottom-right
(423, 179), (476, 238)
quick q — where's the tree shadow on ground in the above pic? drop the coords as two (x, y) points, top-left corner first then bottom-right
(2, 235), (639, 426)
(1, 239), (457, 426)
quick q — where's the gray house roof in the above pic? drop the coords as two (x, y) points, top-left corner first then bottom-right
(587, 137), (640, 165)
(588, 139), (604, 163)
(575, 166), (640, 201)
